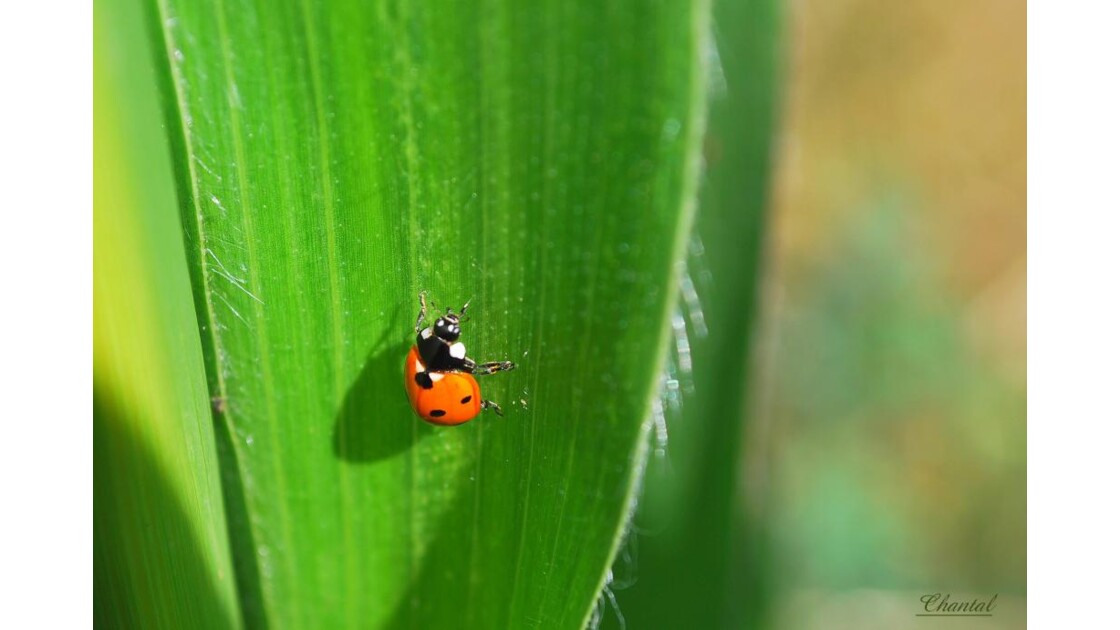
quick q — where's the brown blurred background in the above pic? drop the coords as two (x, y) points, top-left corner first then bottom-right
(759, 1), (1025, 627)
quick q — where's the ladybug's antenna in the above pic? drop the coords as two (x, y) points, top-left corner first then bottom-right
(460, 299), (472, 322)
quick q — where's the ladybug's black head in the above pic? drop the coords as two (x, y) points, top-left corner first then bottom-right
(433, 315), (461, 341)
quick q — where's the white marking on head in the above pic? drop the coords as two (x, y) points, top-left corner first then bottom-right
(449, 342), (466, 359)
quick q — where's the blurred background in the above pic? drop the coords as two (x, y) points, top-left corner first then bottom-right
(762, 0), (1025, 627)
(606, 1), (1024, 629)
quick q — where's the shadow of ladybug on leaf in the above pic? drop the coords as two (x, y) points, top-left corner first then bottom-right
(333, 323), (434, 464)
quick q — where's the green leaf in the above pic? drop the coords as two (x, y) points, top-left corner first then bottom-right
(147, 0), (711, 628)
(94, 0), (239, 627)
(604, 0), (782, 628)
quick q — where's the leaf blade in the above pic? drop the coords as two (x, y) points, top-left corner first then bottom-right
(606, 0), (782, 627)
(151, 0), (711, 627)
(94, 0), (241, 625)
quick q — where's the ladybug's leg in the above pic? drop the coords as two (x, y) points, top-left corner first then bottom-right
(481, 399), (505, 416)
(461, 356), (516, 376)
(415, 291), (429, 334)
(475, 360), (516, 376)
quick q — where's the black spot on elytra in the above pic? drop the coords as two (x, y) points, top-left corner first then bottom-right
(460, 395), (472, 404)
(414, 372), (433, 389)
(429, 409), (446, 418)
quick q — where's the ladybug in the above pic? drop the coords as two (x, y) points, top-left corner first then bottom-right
(405, 292), (515, 425)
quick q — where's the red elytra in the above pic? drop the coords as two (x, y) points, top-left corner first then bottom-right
(404, 346), (482, 426)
